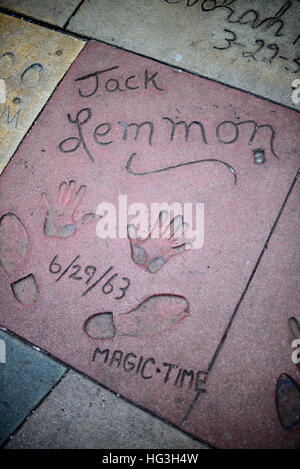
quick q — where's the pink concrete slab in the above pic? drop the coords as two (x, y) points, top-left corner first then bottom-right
(185, 177), (300, 448)
(0, 40), (299, 433)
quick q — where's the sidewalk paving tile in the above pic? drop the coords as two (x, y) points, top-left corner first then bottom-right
(185, 176), (300, 448)
(0, 329), (66, 446)
(0, 0), (82, 27)
(0, 13), (84, 173)
(0, 40), (299, 443)
(5, 369), (209, 449)
(67, 0), (300, 108)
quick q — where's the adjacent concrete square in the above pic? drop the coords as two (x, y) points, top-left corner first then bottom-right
(185, 176), (300, 448)
(4, 369), (209, 449)
(0, 329), (66, 446)
(0, 40), (299, 441)
(0, 0), (81, 27)
(0, 13), (84, 172)
(67, 0), (300, 108)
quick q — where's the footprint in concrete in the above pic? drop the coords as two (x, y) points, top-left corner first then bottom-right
(0, 212), (39, 305)
(11, 274), (39, 306)
(85, 312), (116, 340)
(21, 63), (43, 88)
(0, 52), (15, 76)
(84, 294), (190, 340)
(41, 180), (95, 239)
(127, 211), (193, 274)
(276, 373), (300, 431)
(0, 212), (28, 276)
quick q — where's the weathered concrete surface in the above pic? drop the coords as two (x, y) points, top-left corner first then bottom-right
(4, 369), (209, 449)
(185, 175), (300, 449)
(0, 0), (81, 27)
(67, 0), (300, 108)
(0, 40), (299, 444)
(0, 329), (66, 447)
(0, 13), (84, 173)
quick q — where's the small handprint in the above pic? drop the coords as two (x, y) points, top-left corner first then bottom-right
(127, 210), (193, 273)
(41, 180), (95, 239)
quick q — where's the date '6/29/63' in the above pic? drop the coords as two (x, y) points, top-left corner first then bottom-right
(49, 254), (130, 300)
